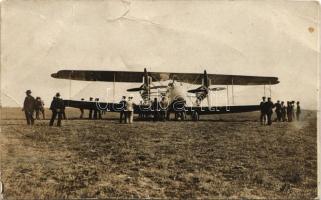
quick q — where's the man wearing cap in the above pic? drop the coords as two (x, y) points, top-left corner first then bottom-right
(79, 98), (85, 119)
(49, 92), (64, 127)
(22, 90), (36, 125)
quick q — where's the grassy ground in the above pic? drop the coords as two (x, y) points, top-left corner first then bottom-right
(0, 107), (317, 199)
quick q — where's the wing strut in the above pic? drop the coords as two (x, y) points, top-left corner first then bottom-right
(269, 81), (272, 97)
(232, 78), (235, 105)
(113, 73), (116, 103)
(226, 84), (229, 106)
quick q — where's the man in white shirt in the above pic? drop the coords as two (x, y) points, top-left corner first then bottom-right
(126, 96), (134, 124)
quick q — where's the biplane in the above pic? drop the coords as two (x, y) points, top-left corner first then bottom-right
(51, 68), (279, 120)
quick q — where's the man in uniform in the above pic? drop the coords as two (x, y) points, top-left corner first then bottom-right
(49, 93), (64, 127)
(296, 101), (301, 121)
(22, 90), (36, 125)
(274, 100), (282, 122)
(259, 97), (267, 125)
(119, 96), (127, 123)
(152, 98), (160, 121)
(265, 97), (274, 125)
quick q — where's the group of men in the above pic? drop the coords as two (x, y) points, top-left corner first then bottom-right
(22, 90), (45, 125)
(259, 96), (301, 125)
(23, 90), (66, 126)
(119, 96), (135, 124)
(79, 97), (104, 120)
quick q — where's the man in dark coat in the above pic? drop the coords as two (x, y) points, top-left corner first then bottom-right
(296, 101), (301, 121)
(88, 97), (93, 119)
(265, 97), (275, 125)
(22, 90), (36, 125)
(49, 93), (64, 127)
(281, 101), (287, 122)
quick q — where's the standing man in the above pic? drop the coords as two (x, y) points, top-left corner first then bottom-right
(152, 98), (159, 121)
(88, 97), (93, 119)
(119, 96), (127, 123)
(35, 97), (45, 120)
(259, 97), (267, 125)
(22, 90), (36, 125)
(79, 98), (85, 119)
(275, 100), (282, 122)
(49, 93), (64, 127)
(281, 101), (287, 122)
(296, 101), (301, 121)
(160, 96), (169, 121)
(287, 101), (292, 122)
(126, 96), (134, 124)
(265, 97), (274, 125)
(291, 101), (296, 120)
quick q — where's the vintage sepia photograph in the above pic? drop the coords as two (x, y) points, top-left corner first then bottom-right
(0, 0), (319, 199)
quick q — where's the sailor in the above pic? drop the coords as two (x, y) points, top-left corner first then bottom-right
(119, 96), (127, 123)
(49, 93), (64, 127)
(126, 96), (134, 124)
(296, 101), (301, 121)
(22, 90), (36, 125)
(79, 98), (85, 119)
(265, 97), (274, 125)
(88, 97), (93, 119)
(281, 101), (287, 122)
(259, 97), (267, 125)
(275, 100), (282, 122)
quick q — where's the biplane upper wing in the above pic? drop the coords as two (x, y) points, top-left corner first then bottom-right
(52, 70), (279, 85)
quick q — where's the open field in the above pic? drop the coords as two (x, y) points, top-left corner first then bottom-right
(0, 107), (317, 199)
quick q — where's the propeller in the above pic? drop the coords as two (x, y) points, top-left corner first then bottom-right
(187, 70), (226, 106)
(126, 68), (168, 103)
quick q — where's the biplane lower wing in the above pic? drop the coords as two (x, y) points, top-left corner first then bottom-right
(63, 100), (260, 115)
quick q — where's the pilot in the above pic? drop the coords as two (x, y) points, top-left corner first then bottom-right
(274, 100), (282, 122)
(259, 97), (267, 125)
(88, 97), (93, 119)
(296, 101), (301, 121)
(49, 92), (64, 127)
(79, 98), (85, 119)
(22, 90), (36, 125)
(265, 97), (274, 125)
(119, 96), (127, 123)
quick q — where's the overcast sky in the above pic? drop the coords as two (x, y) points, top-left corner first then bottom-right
(1, 0), (319, 109)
